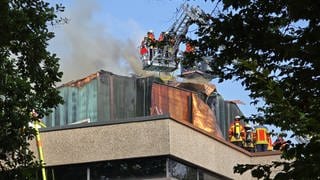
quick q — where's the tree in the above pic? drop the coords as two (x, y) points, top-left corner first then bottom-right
(192, 0), (320, 179)
(0, 0), (65, 178)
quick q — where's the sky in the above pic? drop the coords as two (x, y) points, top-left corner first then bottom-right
(48, 0), (257, 117)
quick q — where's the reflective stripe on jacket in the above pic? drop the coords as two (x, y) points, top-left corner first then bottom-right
(255, 127), (268, 144)
(229, 122), (245, 142)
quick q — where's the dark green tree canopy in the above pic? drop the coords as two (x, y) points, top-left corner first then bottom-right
(193, 0), (320, 179)
(0, 0), (64, 178)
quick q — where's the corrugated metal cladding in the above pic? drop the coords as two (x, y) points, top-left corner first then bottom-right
(151, 83), (223, 138)
(44, 70), (154, 127)
(44, 70), (244, 140)
(206, 93), (244, 140)
(164, 82), (243, 139)
(151, 83), (192, 122)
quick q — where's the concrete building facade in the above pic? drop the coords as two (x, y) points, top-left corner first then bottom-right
(31, 116), (281, 179)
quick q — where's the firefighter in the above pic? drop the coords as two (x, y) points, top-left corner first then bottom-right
(253, 123), (269, 152)
(146, 30), (156, 61)
(185, 42), (195, 53)
(157, 32), (166, 56)
(243, 122), (255, 152)
(140, 36), (149, 65)
(228, 116), (245, 147)
(140, 44), (148, 57)
(147, 30), (156, 46)
(182, 41), (196, 71)
(273, 133), (288, 151)
(158, 31), (164, 42)
(267, 132), (273, 151)
(140, 37), (148, 55)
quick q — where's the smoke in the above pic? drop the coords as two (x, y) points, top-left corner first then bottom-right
(54, 0), (210, 84)
(57, 0), (148, 83)
(182, 76), (211, 84)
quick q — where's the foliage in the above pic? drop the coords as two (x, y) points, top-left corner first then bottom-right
(193, 0), (320, 179)
(0, 0), (64, 178)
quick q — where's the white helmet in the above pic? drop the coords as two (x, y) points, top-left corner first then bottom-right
(148, 30), (153, 33)
(245, 123), (251, 128)
(235, 115), (241, 119)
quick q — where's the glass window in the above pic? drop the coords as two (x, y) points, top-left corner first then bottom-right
(168, 159), (197, 180)
(47, 164), (87, 180)
(90, 157), (166, 180)
(54, 108), (60, 126)
(44, 156), (230, 180)
(72, 105), (77, 122)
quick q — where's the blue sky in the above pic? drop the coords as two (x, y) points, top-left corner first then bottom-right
(48, 0), (257, 117)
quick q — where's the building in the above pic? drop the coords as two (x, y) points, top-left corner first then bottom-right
(31, 70), (281, 179)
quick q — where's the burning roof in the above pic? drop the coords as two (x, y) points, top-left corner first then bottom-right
(46, 70), (244, 139)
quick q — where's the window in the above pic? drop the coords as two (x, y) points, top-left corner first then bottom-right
(90, 157), (166, 180)
(44, 156), (229, 180)
(47, 164), (87, 180)
(54, 108), (60, 126)
(168, 159), (197, 180)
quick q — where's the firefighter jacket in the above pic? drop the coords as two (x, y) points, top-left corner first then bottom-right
(273, 136), (287, 150)
(140, 46), (148, 55)
(253, 125), (269, 144)
(243, 130), (254, 148)
(228, 121), (245, 142)
(147, 32), (156, 46)
(185, 43), (195, 53)
(267, 134), (273, 151)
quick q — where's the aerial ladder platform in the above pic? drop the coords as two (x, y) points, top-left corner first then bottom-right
(138, 3), (214, 79)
